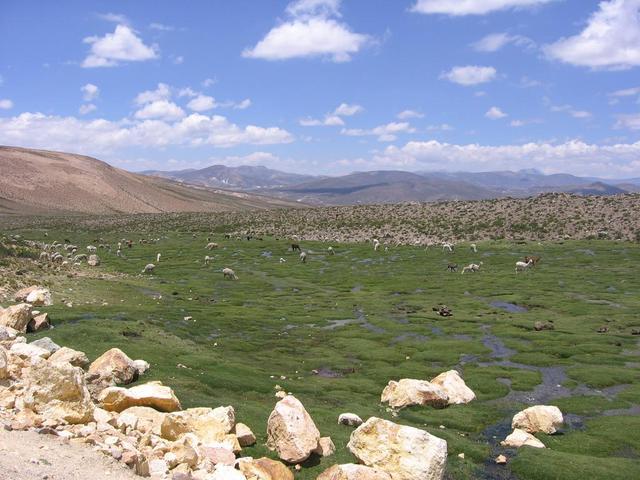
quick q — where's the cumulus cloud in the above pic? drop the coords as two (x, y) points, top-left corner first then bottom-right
(341, 122), (416, 142)
(187, 94), (217, 112)
(471, 33), (534, 52)
(485, 106), (508, 119)
(441, 65), (497, 85)
(98, 13), (130, 24)
(426, 123), (454, 131)
(82, 24), (158, 68)
(0, 99), (13, 110)
(411, 0), (556, 16)
(0, 112), (294, 154)
(135, 83), (171, 105)
(78, 103), (97, 115)
(615, 113), (640, 130)
(397, 110), (424, 120)
(545, 0), (640, 70)
(134, 100), (185, 121)
(243, 0), (371, 62)
(549, 103), (592, 119)
(333, 103), (363, 116)
(233, 98), (252, 110)
(149, 22), (175, 32)
(609, 85), (640, 98)
(369, 139), (640, 177)
(81, 83), (99, 101)
(300, 102), (362, 126)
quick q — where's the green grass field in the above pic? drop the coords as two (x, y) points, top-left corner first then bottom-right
(7, 228), (640, 479)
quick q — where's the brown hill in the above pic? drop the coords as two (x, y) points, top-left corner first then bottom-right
(0, 146), (298, 215)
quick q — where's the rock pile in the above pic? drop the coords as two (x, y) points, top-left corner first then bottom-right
(381, 370), (475, 409)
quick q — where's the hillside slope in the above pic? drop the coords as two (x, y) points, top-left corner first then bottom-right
(0, 146), (298, 215)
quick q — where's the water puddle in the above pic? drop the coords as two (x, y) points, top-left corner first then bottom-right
(489, 301), (528, 313)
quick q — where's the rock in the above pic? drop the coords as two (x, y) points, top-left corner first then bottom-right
(169, 436), (200, 467)
(22, 357), (94, 424)
(534, 321), (554, 331)
(161, 407), (234, 444)
(87, 254), (101, 266)
(266, 395), (321, 463)
(88, 348), (138, 385)
(30, 337), (60, 354)
(238, 457), (294, 480)
(317, 464), (393, 480)
(26, 288), (52, 307)
(495, 455), (508, 464)
(118, 406), (166, 435)
(210, 465), (246, 480)
(14, 286), (40, 302)
(347, 417), (447, 480)
(0, 325), (18, 342)
(149, 458), (169, 476)
(10, 342), (51, 359)
(234, 422), (256, 447)
(0, 346), (7, 379)
(27, 313), (51, 332)
(338, 413), (364, 427)
(132, 359), (150, 375)
(0, 303), (32, 332)
(49, 347), (90, 369)
(201, 446), (236, 466)
(500, 429), (546, 448)
(313, 436), (336, 457)
(512, 405), (563, 434)
(381, 379), (449, 409)
(99, 381), (181, 412)
(430, 370), (475, 405)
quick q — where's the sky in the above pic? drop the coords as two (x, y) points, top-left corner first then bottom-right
(1, 0), (640, 178)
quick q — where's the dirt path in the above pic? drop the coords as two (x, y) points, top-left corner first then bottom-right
(0, 428), (139, 480)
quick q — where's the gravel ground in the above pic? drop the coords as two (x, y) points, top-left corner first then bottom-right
(0, 428), (140, 480)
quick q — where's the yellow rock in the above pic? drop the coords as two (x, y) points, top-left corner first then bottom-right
(99, 381), (181, 412)
(266, 395), (320, 463)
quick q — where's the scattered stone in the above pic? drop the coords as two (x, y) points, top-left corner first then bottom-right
(49, 346), (90, 369)
(512, 405), (563, 434)
(381, 379), (449, 409)
(348, 417), (447, 480)
(99, 381), (182, 412)
(234, 422), (256, 447)
(266, 395), (321, 463)
(316, 464), (393, 480)
(495, 455), (508, 464)
(534, 321), (554, 331)
(430, 370), (475, 405)
(501, 429), (546, 449)
(338, 413), (363, 427)
(0, 303), (32, 332)
(88, 348), (138, 385)
(432, 305), (452, 317)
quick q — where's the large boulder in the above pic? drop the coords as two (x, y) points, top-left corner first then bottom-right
(347, 417), (447, 480)
(501, 428), (546, 448)
(210, 465), (246, 480)
(117, 406), (167, 435)
(22, 357), (94, 424)
(13, 286), (40, 302)
(98, 381), (181, 413)
(266, 395), (321, 463)
(238, 457), (294, 480)
(10, 342), (51, 360)
(27, 312), (51, 332)
(49, 346), (90, 369)
(0, 304), (32, 332)
(30, 337), (60, 354)
(317, 464), (393, 480)
(511, 405), (563, 434)
(381, 379), (448, 409)
(88, 348), (138, 385)
(26, 288), (52, 307)
(161, 406), (235, 443)
(430, 370), (475, 405)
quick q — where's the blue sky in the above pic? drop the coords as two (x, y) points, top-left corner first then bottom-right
(1, 0), (640, 177)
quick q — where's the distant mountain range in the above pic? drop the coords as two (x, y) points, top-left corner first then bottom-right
(143, 164), (640, 205)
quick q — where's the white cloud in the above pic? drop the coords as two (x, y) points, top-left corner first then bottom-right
(243, 0), (370, 62)
(510, 118), (542, 127)
(426, 123), (454, 131)
(520, 76), (542, 88)
(82, 25), (158, 68)
(135, 83), (171, 105)
(98, 13), (129, 24)
(550, 103), (592, 119)
(81, 83), (99, 101)
(186, 94), (217, 112)
(370, 139), (640, 177)
(215, 151), (280, 166)
(411, 0), (556, 16)
(134, 100), (185, 121)
(234, 98), (252, 110)
(149, 22), (175, 32)
(178, 87), (198, 98)
(397, 110), (424, 120)
(0, 99), (13, 110)
(441, 65), (497, 86)
(0, 112), (294, 153)
(609, 86), (640, 97)
(79, 103), (97, 115)
(202, 78), (217, 88)
(471, 33), (534, 52)
(333, 103), (363, 116)
(300, 115), (345, 126)
(545, 0), (640, 70)
(615, 113), (640, 130)
(341, 122), (416, 142)
(485, 106), (508, 119)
